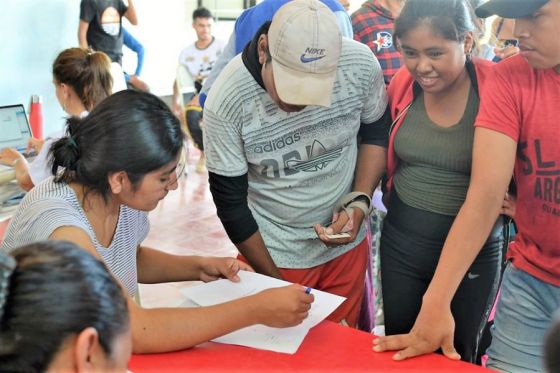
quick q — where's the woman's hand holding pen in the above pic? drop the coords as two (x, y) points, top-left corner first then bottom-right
(252, 284), (314, 327)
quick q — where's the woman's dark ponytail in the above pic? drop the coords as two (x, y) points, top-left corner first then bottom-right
(50, 116), (82, 179)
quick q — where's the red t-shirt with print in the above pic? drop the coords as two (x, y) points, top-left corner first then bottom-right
(476, 54), (560, 286)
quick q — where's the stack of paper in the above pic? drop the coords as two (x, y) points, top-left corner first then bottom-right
(180, 271), (345, 354)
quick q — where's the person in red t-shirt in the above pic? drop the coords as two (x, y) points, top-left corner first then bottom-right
(373, 0), (560, 371)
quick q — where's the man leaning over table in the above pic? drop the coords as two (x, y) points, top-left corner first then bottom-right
(203, 0), (388, 329)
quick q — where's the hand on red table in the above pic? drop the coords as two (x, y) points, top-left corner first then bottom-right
(254, 284), (314, 328)
(373, 301), (460, 361)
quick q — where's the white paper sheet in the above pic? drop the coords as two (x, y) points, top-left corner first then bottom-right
(180, 271), (345, 354)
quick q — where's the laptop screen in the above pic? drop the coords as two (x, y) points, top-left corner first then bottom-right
(0, 104), (32, 153)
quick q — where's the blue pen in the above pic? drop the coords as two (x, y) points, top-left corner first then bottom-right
(305, 287), (312, 294)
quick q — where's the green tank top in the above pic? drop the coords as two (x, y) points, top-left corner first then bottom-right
(393, 85), (479, 216)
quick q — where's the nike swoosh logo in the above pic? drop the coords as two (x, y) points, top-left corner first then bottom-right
(300, 54), (326, 63)
(467, 272), (480, 280)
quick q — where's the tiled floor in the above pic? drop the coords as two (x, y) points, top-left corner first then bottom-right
(139, 147), (237, 308)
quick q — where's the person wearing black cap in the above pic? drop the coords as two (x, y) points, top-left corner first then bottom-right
(373, 0), (560, 371)
(475, 0), (550, 18)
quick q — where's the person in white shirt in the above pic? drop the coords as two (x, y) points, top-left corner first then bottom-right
(172, 7), (224, 173)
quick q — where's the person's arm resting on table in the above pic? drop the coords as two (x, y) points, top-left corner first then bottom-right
(136, 245), (252, 284)
(0, 148), (33, 191)
(209, 172), (282, 279)
(49, 225), (313, 353)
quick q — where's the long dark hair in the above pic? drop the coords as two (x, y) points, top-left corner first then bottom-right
(395, 0), (480, 50)
(50, 90), (184, 200)
(0, 241), (129, 372)
(52, 47), (113, 111)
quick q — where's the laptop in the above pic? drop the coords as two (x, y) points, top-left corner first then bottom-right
(0, 104), (33, 153)
(0, 104), (35, 175)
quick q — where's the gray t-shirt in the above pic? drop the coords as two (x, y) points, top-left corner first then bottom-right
(1, 178), (149, 295)
(204, 38), (387, 268)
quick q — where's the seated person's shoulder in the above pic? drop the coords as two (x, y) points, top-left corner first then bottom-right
(18, 181), (76, 214)
(49, 226), (97, 254)
(3, 185), (87, 253)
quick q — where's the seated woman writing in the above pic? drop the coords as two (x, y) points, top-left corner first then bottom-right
(1, 90), (313, 353)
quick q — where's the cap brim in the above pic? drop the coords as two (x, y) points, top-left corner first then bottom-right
(475, 0), (548, 18)
(271, 58), (336, 108)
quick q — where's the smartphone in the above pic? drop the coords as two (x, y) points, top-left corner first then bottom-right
(325, 232), (351, 239)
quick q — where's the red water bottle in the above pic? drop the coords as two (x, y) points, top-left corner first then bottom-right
(29, 94), (44, 140)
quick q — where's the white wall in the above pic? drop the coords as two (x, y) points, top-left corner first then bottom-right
(0, 0), (363, 137)
(121, 0), (234, 97)
(0, 0), (234, 136)
(0, 0), (80, 136)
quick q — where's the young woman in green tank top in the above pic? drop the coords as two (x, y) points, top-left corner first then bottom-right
(372, 0), (505, 364)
